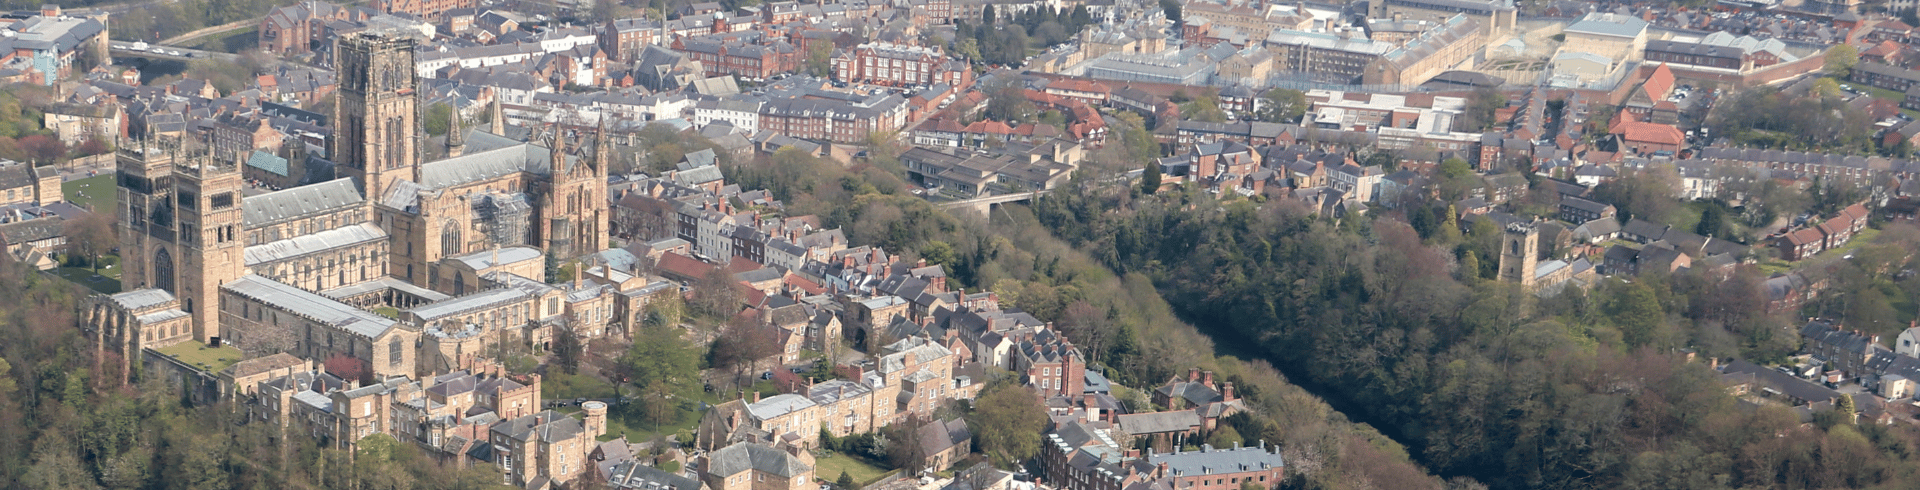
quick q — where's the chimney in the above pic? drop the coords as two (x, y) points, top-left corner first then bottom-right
(1188, 367), (1200, 382)
(1202, 370), (1214, 388)
(1223, 382), (1235, 401)
(753, 391), (762, 404)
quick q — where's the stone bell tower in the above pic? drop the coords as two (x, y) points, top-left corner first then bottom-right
(333, 32), (421, 200)
(1498, 218), (1540, 287)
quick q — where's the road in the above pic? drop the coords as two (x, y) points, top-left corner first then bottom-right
(108, 42), (243, 63)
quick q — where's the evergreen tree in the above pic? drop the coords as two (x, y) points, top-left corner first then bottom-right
(1837, 393), (1857, 420)
(1141, 161), (1162, 194)
(837, 471), (857, 490)
(1695, 205), (1726, 238)
(982, 4), (995, 24)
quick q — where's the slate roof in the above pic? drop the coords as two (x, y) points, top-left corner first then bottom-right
(1116, 410), (1201, 434)
(449, 246), (544, 270)
(108, 288), (177, 310)
(244, 223), (388, 265)
(222, 275), (398, 339)
(242, 178), (364, 228)
(706, 442), (810, 478)
(492, 410), (585, 443)
(1136, 444), (1284, 476)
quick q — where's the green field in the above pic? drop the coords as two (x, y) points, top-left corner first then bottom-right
(53, 261), (121, 294)
(156, 341), (244, 373)
(814, 453), (897, 486)
(63, 175), (114, 212)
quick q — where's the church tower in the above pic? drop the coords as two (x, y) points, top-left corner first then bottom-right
(333, 32), (421, 201)
(115, 137), (245, 343)
(1498, 219), (1540, 287)
(535, 127), (611, 259)
(116, 136), (179, 294)
(170, 153), (247, 342)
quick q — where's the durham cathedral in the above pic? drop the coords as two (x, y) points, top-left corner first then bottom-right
(85, 32), (632, 383)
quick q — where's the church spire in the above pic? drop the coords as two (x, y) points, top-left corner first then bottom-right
(594, 118), (610, 173)
(550, 124), (567, 174)
(490, 94), (505, 136)
(447, 109), (466, 158)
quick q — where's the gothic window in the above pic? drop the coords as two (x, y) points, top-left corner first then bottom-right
(389, 338), (404, 367)
(153, 248), (175, 293)
(1510, 240), (1521, 255)
(441, 221), (462, 257)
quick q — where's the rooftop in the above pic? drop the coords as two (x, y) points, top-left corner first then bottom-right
(154, 341), (244, 373)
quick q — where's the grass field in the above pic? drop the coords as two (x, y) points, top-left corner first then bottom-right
(63, 175), (114, 212)
(544, 372), (621, 400)
(814, 453), (897, 486)
(54, 265), (121, 293)
(156, 341), (244, 373)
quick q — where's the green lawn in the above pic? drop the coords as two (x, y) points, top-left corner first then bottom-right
(63, 175), (114, 212)
(544, 372), (621, 400)
(814, 453), (897, 486)
(586, 380), (784, 443)
(156, 341), (243, 373)
(51, 254), (121, 294)
(373, 307), (400, 318)
(1819, 227), (1882, 260)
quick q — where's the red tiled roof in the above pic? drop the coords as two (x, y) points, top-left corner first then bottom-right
(1843, 203), (1870, 221)
(1612, 120), (1685, 146)
(656, 252), (713, 281)
(1786, 228), (1824, 245)
(725, 256), (764, 274)
(1045, 78), (1110, 94)
(1642, 63), (1676, 100)
(785, 274), (826, 296)
(1865, 40), (1903, 57)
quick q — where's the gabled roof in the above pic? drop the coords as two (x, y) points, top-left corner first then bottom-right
(242, 178), (363, 228)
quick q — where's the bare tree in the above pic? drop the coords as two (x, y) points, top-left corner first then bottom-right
(62, 211), (115, 274)
(709, 314), (782, 386)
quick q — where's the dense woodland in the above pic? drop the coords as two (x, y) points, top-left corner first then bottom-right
(1029, 167), (1920, 489)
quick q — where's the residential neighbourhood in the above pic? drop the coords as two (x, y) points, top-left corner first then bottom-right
(13, 0), (1920, 486)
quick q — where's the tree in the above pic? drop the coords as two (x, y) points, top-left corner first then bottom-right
(552, 326), (583, 375)
(1812, 78), (1843, 98)
(969, 383), (1049, 467)
(1460, 86), (1507, 132)
(1826, 44), (1859, 78)
(1206, 425), (1243, 448)
(1141, 161), (1162, 194)
(1837, 393), (1857, 421)
(982, 4), (995, 24)
(709, 314), (781, 385)
(837, 470), (857, 490)
(621, 323), (701, 396)
(807, 41), (834, 77)
(983, 79), (1037, 123)
(1182, 97), (1227, 123)
(62, 211), (114, 273)
(16, 135), (63, 164)
(883, 416), (929, 473)
(1159, 0), (1181, 22)
(690, 266), (743, 318)
(1695, 204), (1727, 238)
(1255, 88), (1308, 123)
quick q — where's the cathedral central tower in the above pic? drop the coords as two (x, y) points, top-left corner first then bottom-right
(333, 32), (421, 200)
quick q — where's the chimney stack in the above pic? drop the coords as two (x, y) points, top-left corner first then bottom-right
(1202, 370), (1214, 388)
(1223, 382), (1235, 401)
(1188, 367), (1200, 382)
(753, 391), (762, 404)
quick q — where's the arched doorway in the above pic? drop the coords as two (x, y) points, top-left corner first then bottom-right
(153, 247), (175, 293)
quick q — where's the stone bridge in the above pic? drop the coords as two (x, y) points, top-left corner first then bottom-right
(934, 189), (1052, 218)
